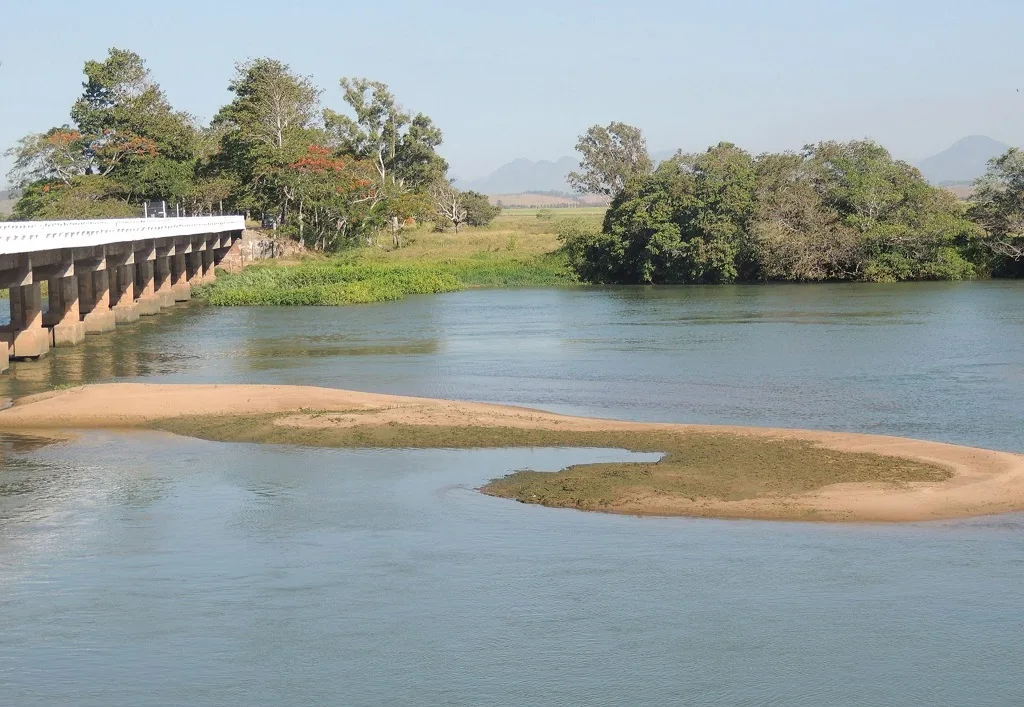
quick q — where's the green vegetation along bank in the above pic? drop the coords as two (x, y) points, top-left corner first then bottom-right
(560, 124), (1024, 284)
(196, 210), (587, 305)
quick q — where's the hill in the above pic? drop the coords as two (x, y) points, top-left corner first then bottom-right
(458, 157), (578, 194)
(916, 136), (1010, 185)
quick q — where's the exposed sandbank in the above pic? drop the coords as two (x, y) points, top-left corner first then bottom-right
(1, 383), (1022, 523)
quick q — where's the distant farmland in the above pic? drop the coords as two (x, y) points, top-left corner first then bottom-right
(489, 192), (609, 209)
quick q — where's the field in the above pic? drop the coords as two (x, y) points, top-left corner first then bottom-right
(494, 206), (607, 219)
(198, 209), (605, 306)
(488, 192), (609, 208)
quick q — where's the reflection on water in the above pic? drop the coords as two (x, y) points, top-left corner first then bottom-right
(3, 282), (1023, 451)
(0, 433), (1021, 706)
(2, 284), (1024, 704)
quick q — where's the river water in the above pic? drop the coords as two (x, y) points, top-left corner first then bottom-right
(2, 282), (1023, 705)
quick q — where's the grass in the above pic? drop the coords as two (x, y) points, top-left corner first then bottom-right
(153, 415), (951, 514)
(197, 210), (604, 306)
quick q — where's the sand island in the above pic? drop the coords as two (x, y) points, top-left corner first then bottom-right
(1, 383), (1022, 523)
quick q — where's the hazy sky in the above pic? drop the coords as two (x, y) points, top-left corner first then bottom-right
(2, 0), (1023, 186)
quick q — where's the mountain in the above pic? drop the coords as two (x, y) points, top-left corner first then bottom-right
(915, 136), (1010, 185)
(458, 157), (578, 195)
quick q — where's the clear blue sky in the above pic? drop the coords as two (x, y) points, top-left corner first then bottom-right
(2, 0), (1023, 185)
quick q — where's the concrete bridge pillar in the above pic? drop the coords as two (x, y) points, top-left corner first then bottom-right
(171, 253), (191, 301)
(187, 251), (204, 287)
(153, 255), (175, 309)
(110, 264), (140, 324)
(2, 283), (49, 359)
(135, 258), (161, 317)
(201, 246), (216, 284)
(45, 276), (86, 348)
(80, 270), (116, 334)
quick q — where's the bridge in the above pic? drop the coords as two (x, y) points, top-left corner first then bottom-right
(0, 216), (245, 372)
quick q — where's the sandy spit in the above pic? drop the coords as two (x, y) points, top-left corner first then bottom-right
(2, 383), (1023, 523)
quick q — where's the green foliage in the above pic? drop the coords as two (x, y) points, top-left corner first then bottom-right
(197, 251), (569, 306)
(462, 190), (500, 226)
(13, 176), (136, 220)
(568, 121), (654, 197)
(569, 140), (983, 284)
(213, 58), (323, 221)
(324, 78), (447, 191)
(200, 262), (461, 306)
(71, 48), (195, 162)
(968, 148), (1024, 272)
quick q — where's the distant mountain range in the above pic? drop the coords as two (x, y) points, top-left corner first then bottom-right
(460, 136), (1011, 197)
(457, 157), (579, 195)
(914, 135), (1010, 185)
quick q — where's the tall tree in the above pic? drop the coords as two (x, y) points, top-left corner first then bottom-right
(6, 128), (90, 187)
(70, 48), (194, 163)
(214, 58), (323, 220)
(324, 78), (447, 191)
(567, 122), (653, 197)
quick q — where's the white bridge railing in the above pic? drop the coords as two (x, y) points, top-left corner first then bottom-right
(0, 216), (246, 256)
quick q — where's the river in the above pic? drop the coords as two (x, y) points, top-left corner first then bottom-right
(2, 282), (1023, 705)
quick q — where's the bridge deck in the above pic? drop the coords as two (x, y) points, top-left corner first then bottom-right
(0, 216), (245, 255)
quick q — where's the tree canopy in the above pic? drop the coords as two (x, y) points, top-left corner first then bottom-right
(563, 138), (981, 283)
(5, 48), (461, 252)
(567, 122), (653, 197)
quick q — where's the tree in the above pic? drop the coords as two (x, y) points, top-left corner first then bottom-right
(6, 128), (89, 187)
(596, 143), (755, 284)
(969, 148), (1024, 270)
(462, 191), (501, 226)
(430, 182), (468, 233)
(564, 139), (979, 284)
(12, 176), (136, 220)
(214, 58), (323, 221)
(324, 78), (447, 190)
(70, 48), (195, 163)
(748, 152), (860, 281)
(567, 121), (653, 197)
(805, 140), (978, 281)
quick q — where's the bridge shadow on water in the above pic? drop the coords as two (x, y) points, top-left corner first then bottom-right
(0, 302), (217, 401)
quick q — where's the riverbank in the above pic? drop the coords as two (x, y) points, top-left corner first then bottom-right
(3, 383), (1022, 523)
(195, 211), (590, 305)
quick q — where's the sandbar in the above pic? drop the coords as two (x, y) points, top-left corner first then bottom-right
(1, 383), (1022, 523)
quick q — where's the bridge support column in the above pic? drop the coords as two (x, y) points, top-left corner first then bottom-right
(135, 259), (161, 316)
(171, 253), (191, 301)
(1, 284), (50, 359)
(80, 270), (116, 334)
(111, 264), (139, 324)
(1, 337), (7, 373)
(202, 248), (215, 283)
(187, 251), (203, 287)
(154, 255), (175, 309)
(45, 276), (86, 347)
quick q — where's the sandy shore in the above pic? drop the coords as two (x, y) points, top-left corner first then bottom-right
(2, 383), (1023, 523)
